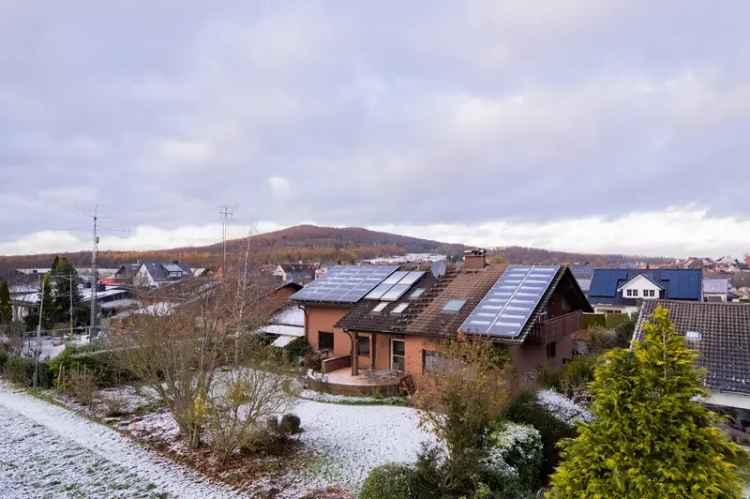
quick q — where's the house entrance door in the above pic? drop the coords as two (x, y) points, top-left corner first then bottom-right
(391, 339), (405, 372)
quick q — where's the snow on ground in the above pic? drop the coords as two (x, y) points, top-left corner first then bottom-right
(0, 383), (240, 499)
(288, 398), (436, 494)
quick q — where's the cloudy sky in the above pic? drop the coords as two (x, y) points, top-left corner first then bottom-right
(1, 1), (749, 258)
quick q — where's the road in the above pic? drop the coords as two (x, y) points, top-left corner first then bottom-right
(0, 383), (239, 499)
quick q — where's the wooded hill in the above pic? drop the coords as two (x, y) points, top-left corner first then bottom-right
(0, 224), (674, 280)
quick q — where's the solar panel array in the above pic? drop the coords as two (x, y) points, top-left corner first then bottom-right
(460, 265), (560, 338)
(365, 271), (425, 301)
(291, 265), (398, 303)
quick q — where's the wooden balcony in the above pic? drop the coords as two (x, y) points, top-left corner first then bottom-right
(527, 310), (583, 344)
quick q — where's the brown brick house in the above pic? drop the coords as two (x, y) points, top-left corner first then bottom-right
(338, 251), (591, 378)
(293, 252), (592, 385)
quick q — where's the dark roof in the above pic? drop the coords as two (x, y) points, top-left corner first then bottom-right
(142, 262), (192, 282)
(634, 300), (750, 395)
(336, 272), (438, 333)
(588, 268), (702, 305)
(406, 264), (507, 339)
(732, 271), (750, 289)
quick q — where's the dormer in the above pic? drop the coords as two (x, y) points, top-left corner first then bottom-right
(617, 274), (663, 300)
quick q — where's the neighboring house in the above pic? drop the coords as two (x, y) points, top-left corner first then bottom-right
(731, 272), (750, 300)
(112, 263), (141, 284)
(588, 268), (703, 315)
(272, 264), (316, 285)
(257, 282), (305, 347)
(294, 251), (592, 384)
(703, 277), (730, 302)
(634, 300), (750, 416)
(133, 261), (193, 288)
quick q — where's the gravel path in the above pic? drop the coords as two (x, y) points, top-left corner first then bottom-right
(0, 384), (240, 499)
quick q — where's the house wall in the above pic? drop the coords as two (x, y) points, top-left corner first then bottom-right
(305, 306), (351, 357)
(404, 336), (443, 376)
(619, 275), (661, 300)
(134, 265), (156, 288)
(509, 334), (575, 372)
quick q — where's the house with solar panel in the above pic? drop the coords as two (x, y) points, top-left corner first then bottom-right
(587, 268), (703, 316)
(292, 250), (592, 394)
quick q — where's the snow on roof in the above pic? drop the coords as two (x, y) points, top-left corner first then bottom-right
(261, 324), (305, 337)
(271, 335), (298, 348)
(270, 306), (304, 327)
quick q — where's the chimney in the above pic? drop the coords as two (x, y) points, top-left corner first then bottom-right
(464, 249), (487, 271)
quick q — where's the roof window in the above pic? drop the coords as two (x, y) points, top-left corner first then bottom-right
(685, 330), (702, 342)
(391, 303), (409, 315)
(442, 299), (466, 314)
(409, 288), (425, 300)
(371, 302), (388, 314)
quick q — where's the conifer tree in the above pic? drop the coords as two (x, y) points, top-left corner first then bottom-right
(549, 306), (748, 498)
(0, 280), (11, 323)
(50, 257), (82, 326)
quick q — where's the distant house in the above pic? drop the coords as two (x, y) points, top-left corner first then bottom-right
(133, 261), (193, 288)
(634, 300), (750, 415)
(588, 268), (703, 315)
(703, 277), (730, 302)
(272, 264), (316, 285)
(292, 251), (591, 393)
(112, 263), (141, 284)
(570, 265), (593, 294)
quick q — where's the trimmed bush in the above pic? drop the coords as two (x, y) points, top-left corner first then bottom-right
(47, 345), (134, 388)
(280, 413), (301, 434)
(360, 463), (414, 499)
(285, 337), (311, 361)
(4, 356), (52, 388)
(506, 391), (576, 478)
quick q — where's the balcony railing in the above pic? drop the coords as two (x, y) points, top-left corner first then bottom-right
(527, 310), (583, 344)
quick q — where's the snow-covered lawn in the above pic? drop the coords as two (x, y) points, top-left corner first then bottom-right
(0, 383), (240, 499)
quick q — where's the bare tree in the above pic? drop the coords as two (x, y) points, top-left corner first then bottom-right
(414, 334), (511, 493)
(112, 268), (284, 449)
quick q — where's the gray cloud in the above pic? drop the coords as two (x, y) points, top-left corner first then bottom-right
(1, 1), (749, 252)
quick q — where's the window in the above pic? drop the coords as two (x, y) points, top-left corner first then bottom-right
(391, 339), (406, 371)
(649, 290), (656, 297)
(371, 302), (388, 314)
(391, 303), (409, 315)
(319, 331), (334, 350)
(423, 350), (447, 374)
(357, 335), (370, 355)
(546, 341), (557, 359)
(442, 299), (466, 314)
(409, 288), (425, 300)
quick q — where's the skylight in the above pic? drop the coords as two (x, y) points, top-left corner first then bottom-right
(391, 303), (409, 315)
(686, 330), (702, 342)
(442, 299), (466, 314)
(371, 302), (388, 314)
(409, 288), (425, 300)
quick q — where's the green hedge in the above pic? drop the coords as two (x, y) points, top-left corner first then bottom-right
(360, 463), (414, 499)
(47, 345), (134, 388)
(582, 313), (605, 328)
(4, 356), (52, 388)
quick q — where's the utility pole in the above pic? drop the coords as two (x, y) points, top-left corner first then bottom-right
(69, 274), (74, 338)
(34, 273), (45, 389)
(89, 206), (99, 341)
(220, 206), (234, 275)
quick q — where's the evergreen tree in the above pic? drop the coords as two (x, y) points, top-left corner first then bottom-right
(50, 257), (83, 327)
(0, 280), (11, 323)
(549, 306), (748, 498)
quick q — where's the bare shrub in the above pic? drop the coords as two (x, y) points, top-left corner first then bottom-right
(101, 396), (127, 417)
(206, 347), (299, 461)
(414, 334), (510, 494)
(111, 266), (283, 449)
(64, 367), (97, 408)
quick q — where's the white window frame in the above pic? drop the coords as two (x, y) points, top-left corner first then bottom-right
(390, 338), (406, 372)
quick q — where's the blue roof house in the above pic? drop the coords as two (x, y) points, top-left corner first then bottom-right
(588, 268), (703, 315)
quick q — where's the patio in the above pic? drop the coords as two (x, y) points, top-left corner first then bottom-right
(305, 368), (407, 397)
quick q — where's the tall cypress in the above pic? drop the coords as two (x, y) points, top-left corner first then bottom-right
(0, 280), (11, 323)
(549, 306), (749, 498)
